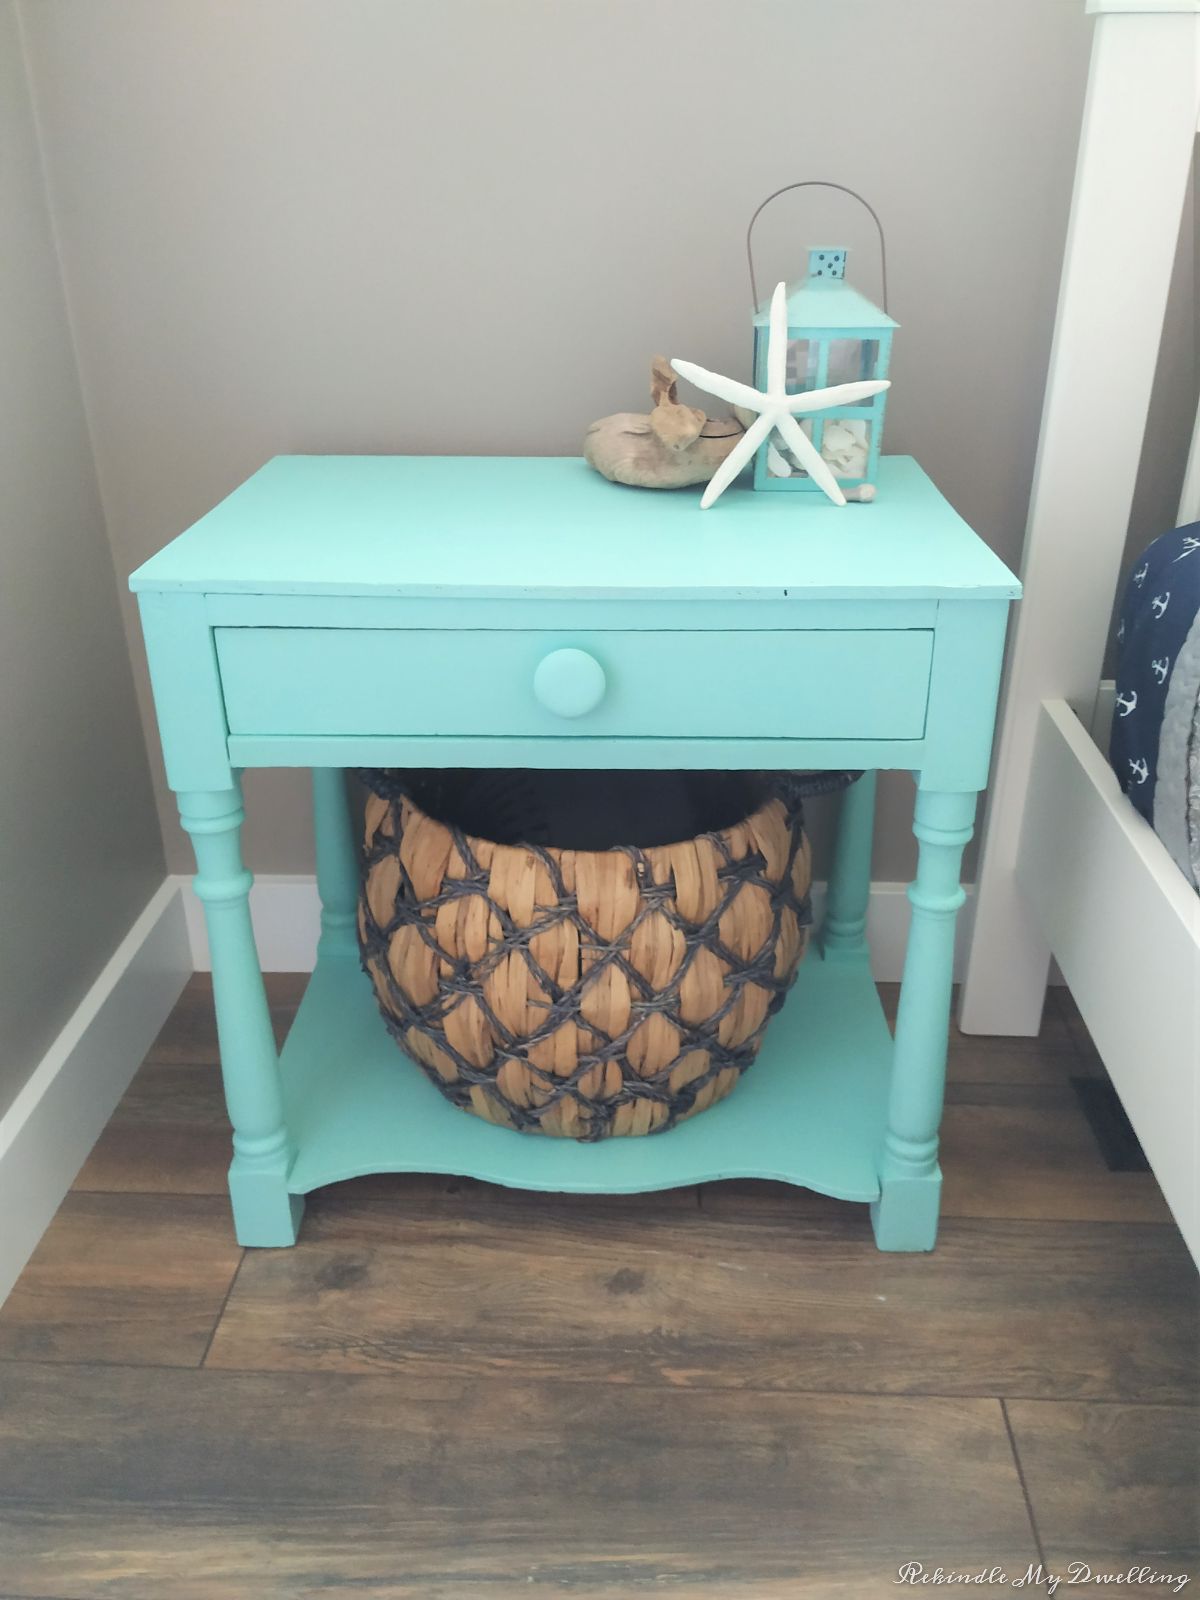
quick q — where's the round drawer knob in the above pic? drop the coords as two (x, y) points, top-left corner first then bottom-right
(533, 647), (607, 719)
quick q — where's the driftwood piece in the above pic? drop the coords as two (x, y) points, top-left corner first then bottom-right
(584, 356), (745, 489)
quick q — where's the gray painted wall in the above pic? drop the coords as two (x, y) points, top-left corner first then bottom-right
(17, 0), (1193, 882)
(0, 4), (164, 1120)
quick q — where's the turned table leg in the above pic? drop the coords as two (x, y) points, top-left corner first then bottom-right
(312, 768), (359, 960)
(871, 787), (975, 1252)
(179, 784), (303, 1247)
(821, 771), (877, 959)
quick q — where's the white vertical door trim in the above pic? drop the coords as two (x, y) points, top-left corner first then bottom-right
(1177, 375), (1200, 526)
(961, 6), (1200, 1035)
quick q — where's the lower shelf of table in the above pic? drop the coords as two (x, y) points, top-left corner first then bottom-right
(280, 948), (893, 1201)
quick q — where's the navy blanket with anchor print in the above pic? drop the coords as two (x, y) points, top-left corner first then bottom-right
(1110, 520), (1200, 889)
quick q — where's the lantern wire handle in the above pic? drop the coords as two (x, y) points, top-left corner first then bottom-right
(746, 181), (889, 314)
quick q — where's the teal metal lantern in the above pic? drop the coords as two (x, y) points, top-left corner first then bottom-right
(752, 245), (897, 494)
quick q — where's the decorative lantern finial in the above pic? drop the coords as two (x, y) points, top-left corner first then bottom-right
(807, 248), (847, 281)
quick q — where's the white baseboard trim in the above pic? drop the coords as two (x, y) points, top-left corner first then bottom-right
(0, 880), (192, 1306)
(178, 872), (979, 983)
(179, 872), (321, 973)
(825, 881), (977, 983)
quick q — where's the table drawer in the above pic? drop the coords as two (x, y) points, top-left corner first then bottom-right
(215, 628), (933, 741)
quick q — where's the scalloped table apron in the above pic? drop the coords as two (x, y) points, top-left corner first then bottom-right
(131, 455), (1020, 1252)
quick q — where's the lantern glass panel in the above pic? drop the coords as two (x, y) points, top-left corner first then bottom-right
(826, 337), (861, 385)
(826, 336), (882, 388)
(764, 415), (873, 482)
(785, 338), (819, 392)
(820, 417), (872, 479)
(765, 418), (812, 479)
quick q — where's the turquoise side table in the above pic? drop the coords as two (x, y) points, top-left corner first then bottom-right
(130, 455), (1020, 1252)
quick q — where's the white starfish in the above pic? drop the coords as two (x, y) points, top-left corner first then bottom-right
(671, 280), (891, 508)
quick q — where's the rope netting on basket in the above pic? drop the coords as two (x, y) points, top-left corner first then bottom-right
(356, 770), (854, 1140)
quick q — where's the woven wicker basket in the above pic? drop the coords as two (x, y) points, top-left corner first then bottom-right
(357, 771), (813, 1141)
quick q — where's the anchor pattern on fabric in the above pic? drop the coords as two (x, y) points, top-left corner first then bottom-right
(1110, 520), (1199, 827)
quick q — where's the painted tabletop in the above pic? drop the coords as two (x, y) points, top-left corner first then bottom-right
(129, 454), (1021, 602)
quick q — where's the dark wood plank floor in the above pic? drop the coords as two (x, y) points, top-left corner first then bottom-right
(0, 974), (1195, 1599)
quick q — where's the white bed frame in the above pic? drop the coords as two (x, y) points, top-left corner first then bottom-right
(962, 0), (1200, 1263)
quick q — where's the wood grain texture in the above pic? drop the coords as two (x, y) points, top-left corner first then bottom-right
(2, 977), (1195, 1595)
(939, 1081), (1172, 1223)
(85, 973), (303, 1196)
(704, 1064), (1178, 1233)
(207, 1188), (1197, 1403)
(0, 1361), (1034, 1600)
(142, 972), (304, 1066)
(1049, 982), (1109, 1077)
(945, 1042), (1082, 1086)
(1006, 1400), (1200, 1595)
(73, 1062), (230, 1195)
(0, 1194), (241, 1367)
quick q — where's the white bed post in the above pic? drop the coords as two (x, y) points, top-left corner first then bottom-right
(1178, 376), (1200, 527)
(960, 0), (1200, 1036)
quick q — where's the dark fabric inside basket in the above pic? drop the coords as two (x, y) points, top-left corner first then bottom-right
(359, 769), (775, 851)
